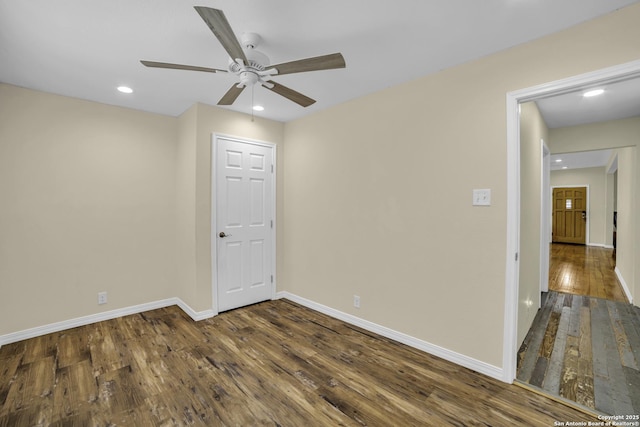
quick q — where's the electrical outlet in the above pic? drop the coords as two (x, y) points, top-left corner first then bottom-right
(353, 295), (360, 309)
(98, 291), (107, 305)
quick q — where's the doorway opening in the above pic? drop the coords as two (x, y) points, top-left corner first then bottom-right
(504, 60), (640, 405)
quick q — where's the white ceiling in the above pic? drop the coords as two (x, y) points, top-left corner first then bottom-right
(550, 150), (613, 171)
(537, 77), (640, 129)
(537, 68), (640, 171)
(2, 0), (639, 123)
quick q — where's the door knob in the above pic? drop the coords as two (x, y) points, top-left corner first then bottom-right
(219, 232), (231, 238)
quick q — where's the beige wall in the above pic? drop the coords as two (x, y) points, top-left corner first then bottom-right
(176, 105), (198, 306)
(0, 84), (284, 336)
(0, 84), (178, 335)
(549, 117), (640, 153)
(550, 117), (639, 303)
(615, 147), (636, 301)
(282, 3), (640, 367)
(550, 167), (608, 246)
(179, 103), (285, 312)
(518, 102), (548, 346)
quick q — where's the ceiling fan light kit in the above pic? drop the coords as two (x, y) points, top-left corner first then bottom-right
(140, 6), (346, 110)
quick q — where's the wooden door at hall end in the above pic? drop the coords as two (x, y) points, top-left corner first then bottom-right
(552, 187), (587, 245)
(215, 136), (274, 312)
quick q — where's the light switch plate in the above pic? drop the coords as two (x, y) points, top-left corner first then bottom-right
(473, 189), (491, 206)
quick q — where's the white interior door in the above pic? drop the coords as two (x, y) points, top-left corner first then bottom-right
(215, 136), (274, 312)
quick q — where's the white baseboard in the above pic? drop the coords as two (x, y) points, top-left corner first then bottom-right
(275, 291), (504, 382)
(1, 292), (506, 384)
(175, 299), (216, 321)
(0, 298), (215, 348)
(615, 267), (633, 304)
(587, 243), (613, 249)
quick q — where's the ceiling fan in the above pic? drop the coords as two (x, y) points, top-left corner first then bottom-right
(141, 6), (346, 108)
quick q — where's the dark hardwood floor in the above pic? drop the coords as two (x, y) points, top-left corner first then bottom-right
(1, 299), (596, 426)
(549, 243), (627, 303)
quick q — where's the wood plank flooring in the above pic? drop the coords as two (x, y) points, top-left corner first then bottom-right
(517, 292), (640, 416)
(1, 299), (598, 426)
(549, 243), (627, 302)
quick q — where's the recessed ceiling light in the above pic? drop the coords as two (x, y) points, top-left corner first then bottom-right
(117, 86), (133, 94)
(252, 105), (264, 111)
(583, 88), (604, 97)
(555, 159), (562, 163)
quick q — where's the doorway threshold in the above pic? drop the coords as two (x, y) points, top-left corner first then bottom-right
(513, 380), (603, 419)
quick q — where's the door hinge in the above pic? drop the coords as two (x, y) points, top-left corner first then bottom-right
(271, 164), (274, 173)
(270, 275), (273, 283)
(515, 252), (519, 261)
(270, 219), (273, 229)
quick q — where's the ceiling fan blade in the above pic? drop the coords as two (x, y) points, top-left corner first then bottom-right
(218, 84), (245, 105)
(194, 7), (248, 64)
(268, 53), (345, 76)
(140, 60), (226, 73)
(263, 81), (316, 107)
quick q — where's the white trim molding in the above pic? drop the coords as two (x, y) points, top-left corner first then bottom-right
(275, 291), (504, 382)
(615, 267), (633, 304)
(540, 140), (551, 296)
(0, 298), (215, 348)
(587, 243), (614, 249)
(176, 299), (217, 322)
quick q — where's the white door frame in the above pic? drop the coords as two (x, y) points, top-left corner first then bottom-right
(503, 59), (640, 383)
(211, 133), (277, 314)
(540, 141), (550, 295)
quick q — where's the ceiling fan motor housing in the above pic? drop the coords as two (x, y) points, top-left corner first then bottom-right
(228, 35), (270, 87)
(239, 70), (259, 86)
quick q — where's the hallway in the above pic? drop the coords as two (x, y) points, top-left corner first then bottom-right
(549, 243), (627, 303)
(517, 243), (639, 415)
